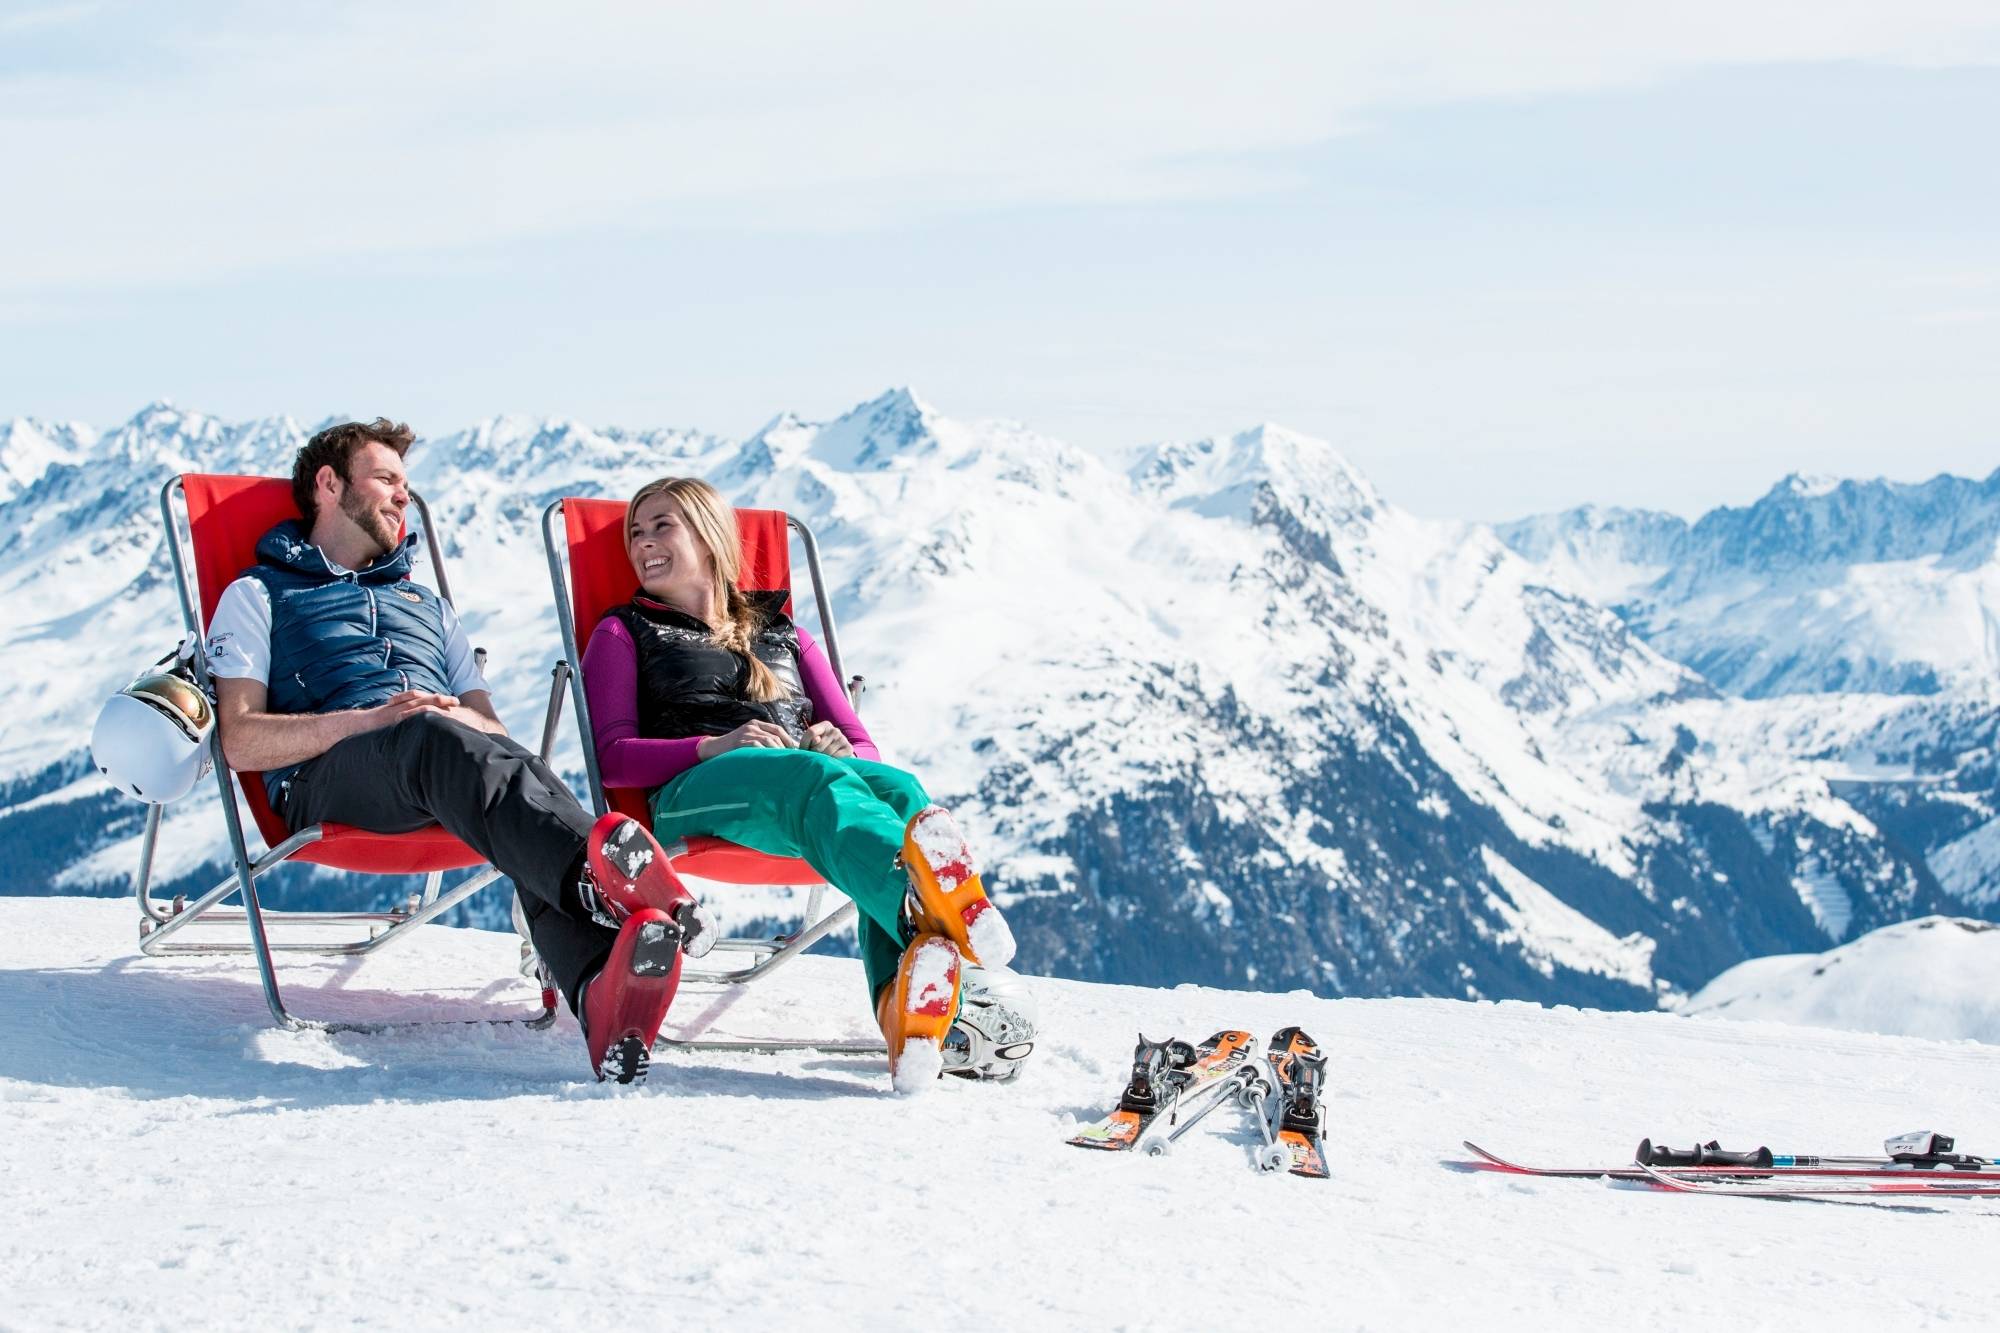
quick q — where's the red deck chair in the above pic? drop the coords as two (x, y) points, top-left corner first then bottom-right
(137, 474), (556, 1032)
(540, 495), (883, 1053)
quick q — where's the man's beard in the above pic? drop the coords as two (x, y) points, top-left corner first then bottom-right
(339, 486), (399, 560)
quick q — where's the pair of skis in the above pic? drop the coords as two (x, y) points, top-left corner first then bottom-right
(1067, 1027), (1328, 1178)
(1462, 1132), (2000, 1199)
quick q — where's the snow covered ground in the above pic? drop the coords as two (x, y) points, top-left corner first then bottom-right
(7, 899), (2000, 1331)
(1685, 916), (2000, 1044)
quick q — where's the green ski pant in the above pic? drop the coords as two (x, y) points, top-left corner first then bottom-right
(649, 749), (931, 997)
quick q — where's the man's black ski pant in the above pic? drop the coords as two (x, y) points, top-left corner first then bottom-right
(280, 711), (613, 1008)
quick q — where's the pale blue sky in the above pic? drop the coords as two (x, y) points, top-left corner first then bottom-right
(3, 3), (1997, 519)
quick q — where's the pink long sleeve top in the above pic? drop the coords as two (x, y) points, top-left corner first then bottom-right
(583, 615), (879, 790)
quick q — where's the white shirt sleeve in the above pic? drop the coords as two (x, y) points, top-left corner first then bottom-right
(204, 578), (273, 683)
(439, 600), (490, 697)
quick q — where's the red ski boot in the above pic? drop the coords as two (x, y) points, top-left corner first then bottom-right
(581, 814), (716, 957)
(582, 908), (684, 1084)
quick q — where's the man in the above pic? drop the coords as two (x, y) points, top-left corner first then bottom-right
(205, 418), (710, 1083)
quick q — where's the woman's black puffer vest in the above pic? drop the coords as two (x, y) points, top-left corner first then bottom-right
(606, 590), (812, 745)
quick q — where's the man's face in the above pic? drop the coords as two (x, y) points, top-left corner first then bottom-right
(328, 441), (409, 559)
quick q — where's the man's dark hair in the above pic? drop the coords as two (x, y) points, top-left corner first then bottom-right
(292, 418), (416, 522)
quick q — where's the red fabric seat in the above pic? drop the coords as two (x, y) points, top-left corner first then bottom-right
(560, 496), (823, 887)
(181, 474), (486, 874)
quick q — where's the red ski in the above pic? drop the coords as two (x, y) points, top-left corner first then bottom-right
(1632, 1160), (2000, 1198)
(1459, 1136), (2000, 1182)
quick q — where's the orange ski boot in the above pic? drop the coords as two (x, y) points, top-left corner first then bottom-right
(901, 805), (1016, 968)
(875, 933), (963, 1095)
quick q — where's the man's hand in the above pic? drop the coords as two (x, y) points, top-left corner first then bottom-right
(804, 721), (855, 759)
(366, 690), (458, 728)
(696, 720), (797, 760)
(374, 689), (508, 737)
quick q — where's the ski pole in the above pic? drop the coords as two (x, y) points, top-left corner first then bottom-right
(1141, 1065), (1260, 1157)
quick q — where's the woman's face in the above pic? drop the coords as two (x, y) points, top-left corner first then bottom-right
(628, 492), (715, 617)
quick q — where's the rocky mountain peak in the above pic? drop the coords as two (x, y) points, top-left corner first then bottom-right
(1767, 472), (1845, 502)
(1131, 420), (1381, 534)
(792, 386), (940, 472)
(1500, 463), (2000, 698)
(0, 417), (95, 502)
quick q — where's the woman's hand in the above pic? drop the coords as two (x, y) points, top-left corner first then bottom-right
(805, 721), (856, 759)
(696, 720), (797, 760)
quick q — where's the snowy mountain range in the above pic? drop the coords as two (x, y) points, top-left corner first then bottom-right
(1497, 475), (2000, 916)
(2, 394), (1995, 1008)
(1496, 470), (2000, 698)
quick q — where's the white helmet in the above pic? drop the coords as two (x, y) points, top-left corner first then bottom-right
(91, 670), (215, 803)
(944, 963), (1038, 1083)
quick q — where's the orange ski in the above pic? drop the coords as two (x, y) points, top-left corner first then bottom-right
(1069, 1030), (1258, 1152)
(1261, 1026), (1329, 1179)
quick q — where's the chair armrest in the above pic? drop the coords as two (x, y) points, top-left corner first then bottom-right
(539, 661), (571, 763)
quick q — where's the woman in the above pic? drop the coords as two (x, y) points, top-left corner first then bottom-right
(580, 477), (1032, 1092)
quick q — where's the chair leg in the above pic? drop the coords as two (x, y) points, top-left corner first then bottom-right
(657, 1032), (887, 1054)
(138, 834), (547, 1023)
(666, 898), (888, 1053)
(539, 663), (569, 764)
(687, 897), (863, 985)
(350, 867), (504, 956)
(208, 749), (299, 1030)
(137, 826), (327, 956)
(134, 803), (170, 927)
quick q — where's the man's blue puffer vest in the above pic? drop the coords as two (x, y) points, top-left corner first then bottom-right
(245, 520), (455, 805)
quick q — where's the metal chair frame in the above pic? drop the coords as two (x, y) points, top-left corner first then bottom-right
(134, 476), (556, 1034)
(540, 497), (885, 1054)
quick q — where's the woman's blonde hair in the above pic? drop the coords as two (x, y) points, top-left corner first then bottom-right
(626, 477), (786, 702)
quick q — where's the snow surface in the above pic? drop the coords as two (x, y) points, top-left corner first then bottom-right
(9, 897), (2000, 1331)
(905, 936), (957, 1011)
(1684, 915), (2000, 1044)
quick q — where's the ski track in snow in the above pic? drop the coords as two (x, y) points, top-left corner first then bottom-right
(6, 899), (2000, 1331)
